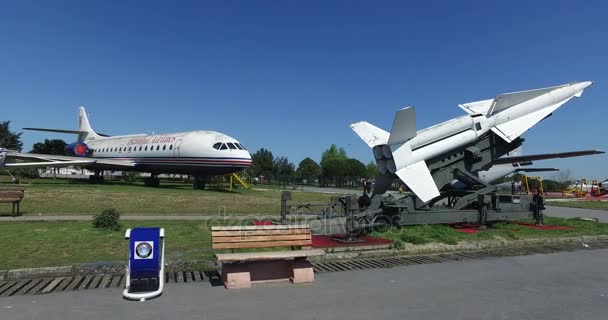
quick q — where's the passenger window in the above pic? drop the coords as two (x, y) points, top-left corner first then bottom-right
(156, 145), (160, 151)
(220, 143), (228, 150)
(169, 145), (173, 150)
(227, 143), (237, 150)
(163, 145), (166, 150)
(128, 147), (131, 152)
(144, 146), (148, 151)
(213, 143), (222, 150)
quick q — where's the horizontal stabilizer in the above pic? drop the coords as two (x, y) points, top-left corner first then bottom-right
(395, 160), (440, 203)
(491, 99), (569, 143)
(23, 128), (89, 134)
(492, 150), (604, 165)
(388, 107), (417, 145)
(350, 122), (390, 148)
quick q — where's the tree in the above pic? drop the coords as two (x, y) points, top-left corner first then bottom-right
(273, 156), (295, 186)
(554, 169), (573, 194)
(0, 121), (23, 151)
(296, 157), (321, 183)
(365, 161), (378, 178)
(345, 158), (366, 187)
(31, 139), (67, 155)
(250, 148), (274, 183)
(320, 144), (348, 186)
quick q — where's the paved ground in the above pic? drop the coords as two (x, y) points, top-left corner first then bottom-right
(1, 205), (605, 223)
(2, 248), (608, 320)
(0, 214), (276, 221)
(544, 205), (608, 222)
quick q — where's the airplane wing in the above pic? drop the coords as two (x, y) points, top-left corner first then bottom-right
(2, 150), (135, 168)
(513, 168), (559, 172)
(491, 150), (604, 165)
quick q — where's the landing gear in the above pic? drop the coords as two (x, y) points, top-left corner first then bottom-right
(144, 174), (160, 187)
(89, 171), (105, 183)
(193, 176), (206, 190)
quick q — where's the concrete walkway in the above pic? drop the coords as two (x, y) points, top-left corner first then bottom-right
(1, 205), (605, 222)
(0, 214), (276, 221)
(2, 248), (608, 320)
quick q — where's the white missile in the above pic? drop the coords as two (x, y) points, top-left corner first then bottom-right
(351, 81), (593, 203)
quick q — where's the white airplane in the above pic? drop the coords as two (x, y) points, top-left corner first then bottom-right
(352, 81), (602, 202)
(0, 107), (252, 188)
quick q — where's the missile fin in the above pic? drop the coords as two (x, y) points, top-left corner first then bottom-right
(395, 160), (440, 203)
(491, 98), (570, 143)
(458, 99), (494, 116)
(388, 107), (417, 145)
(350, 122), (390, 148)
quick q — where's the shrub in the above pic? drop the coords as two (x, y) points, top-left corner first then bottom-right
(93, 208), (122, 231)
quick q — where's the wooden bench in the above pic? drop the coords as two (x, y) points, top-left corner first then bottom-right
(212, 224), (325, 289)
(0, 188), (25, 216)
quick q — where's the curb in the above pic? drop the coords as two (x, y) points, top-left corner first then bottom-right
(316, 234), (608, 261)
(3, 234), (608, 281)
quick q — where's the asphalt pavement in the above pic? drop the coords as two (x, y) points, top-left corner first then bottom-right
(2, 248), (608, 320)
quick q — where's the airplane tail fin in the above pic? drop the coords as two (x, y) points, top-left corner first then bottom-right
(78, 106), (100, 141)
(23, 106), (102, 142)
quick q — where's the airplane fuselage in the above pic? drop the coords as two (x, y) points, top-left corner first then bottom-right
(83, 130), (252, 176)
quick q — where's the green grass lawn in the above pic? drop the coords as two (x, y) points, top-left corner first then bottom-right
(2, 217), (608, 270)
(546, 201), (608, 211)
(0, 220), (223, 270)
(0, 178), (332, 215)
(371, 217), (608, 248)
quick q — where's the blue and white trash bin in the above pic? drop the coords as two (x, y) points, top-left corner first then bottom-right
(123, 227), (165, 301)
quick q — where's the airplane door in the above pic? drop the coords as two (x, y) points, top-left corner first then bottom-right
(174, 139), (183, 157)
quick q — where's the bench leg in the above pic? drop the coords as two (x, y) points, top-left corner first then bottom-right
(291, 259), (315, 284)
(222, 263), (251, 289)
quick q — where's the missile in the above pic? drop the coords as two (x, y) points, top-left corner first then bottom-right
(351, 81), (593, 203)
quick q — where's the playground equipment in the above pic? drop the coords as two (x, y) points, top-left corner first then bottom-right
(123, 227), (165, 301)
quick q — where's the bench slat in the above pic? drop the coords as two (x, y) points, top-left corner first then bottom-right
(216, 249), (325, 262)
(212, 225), (309, 231)
(211, 229), (310, 237)
(212, 240), (312, 249)
(212, 234), (311, 243)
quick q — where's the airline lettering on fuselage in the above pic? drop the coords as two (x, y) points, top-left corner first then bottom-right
(126, 136), (177, 146)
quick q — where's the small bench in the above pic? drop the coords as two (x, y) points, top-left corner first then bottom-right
(212, 224), (325, 289)
(0, 188), (25, 216)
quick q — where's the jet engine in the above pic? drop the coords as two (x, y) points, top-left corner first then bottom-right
(65, 142), (91, 157)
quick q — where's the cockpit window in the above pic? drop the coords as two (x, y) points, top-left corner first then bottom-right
(234, 143), (243, 150)
(213, 143), (222, 150)
(219, 143), (228, 150)
(237, 143), (245, 150)
(227, 143), (237, 150)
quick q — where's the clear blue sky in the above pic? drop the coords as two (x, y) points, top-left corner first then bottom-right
(1, 0), (607, 179)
